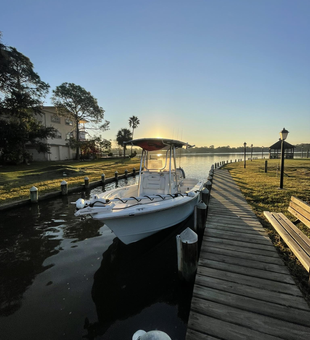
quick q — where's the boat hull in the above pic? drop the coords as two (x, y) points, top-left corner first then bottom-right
(93, 194), (200, 244)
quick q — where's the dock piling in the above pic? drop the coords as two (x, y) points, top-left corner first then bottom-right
(176, 227), (198, 282)
(194, 201), (207, 233)
(30, 186), (38, 203)
(61, 180), (68, 195)
(201, 188), (210, 205)
(84, 176), (89, 189)
(204, 180), (212, 192)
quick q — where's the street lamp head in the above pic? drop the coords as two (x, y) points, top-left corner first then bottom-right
(280, 128), (289, 141)
(244, 142), (247, 147)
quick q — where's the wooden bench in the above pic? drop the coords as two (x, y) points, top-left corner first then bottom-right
(264, 196), (310, 284)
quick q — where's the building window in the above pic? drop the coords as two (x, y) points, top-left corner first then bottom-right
(65, 118), (73, 126)
(66, 132), (74, 140)
(55, 130), (62, 139)
(51, 115), (61, 123)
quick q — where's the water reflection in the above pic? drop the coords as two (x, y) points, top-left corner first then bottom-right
(0, 193), (102, 318)
(83, 216), (194, 339)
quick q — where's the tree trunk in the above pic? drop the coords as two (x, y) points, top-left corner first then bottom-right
(76, 120), (80, 160)
(131, 128), (134, 154)
(123, 146), (126, 158)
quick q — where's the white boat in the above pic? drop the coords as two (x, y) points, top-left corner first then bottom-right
(74, 138), (204, 244)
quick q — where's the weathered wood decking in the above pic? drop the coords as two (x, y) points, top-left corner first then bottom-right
(186, 169), (310, 340)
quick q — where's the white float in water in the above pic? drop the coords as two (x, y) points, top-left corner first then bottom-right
(132, 329), (171, 340)
(76, 198), (85, 209)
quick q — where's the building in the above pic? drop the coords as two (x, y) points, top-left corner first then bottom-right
(269, 140), (295, 159)
(27, 106), (81, 161)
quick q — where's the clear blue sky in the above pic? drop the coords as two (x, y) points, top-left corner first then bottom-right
(1, 0), (309, 147)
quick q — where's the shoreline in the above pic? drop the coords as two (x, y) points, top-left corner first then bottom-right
(0, 172), (135, 212)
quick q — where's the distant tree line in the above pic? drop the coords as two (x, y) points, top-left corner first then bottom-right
(183, 143), (310, 154)
(183, 145), (267, 153)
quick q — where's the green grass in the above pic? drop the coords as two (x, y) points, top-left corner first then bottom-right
(0, 158), (140, 204)
(223, 158), (310, 303)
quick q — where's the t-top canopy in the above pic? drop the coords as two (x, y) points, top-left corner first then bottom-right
(124, 138), (192, 151)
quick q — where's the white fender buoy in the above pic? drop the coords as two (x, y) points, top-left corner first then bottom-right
(76, 198), (85, 209)
(132, 329), (171, 340)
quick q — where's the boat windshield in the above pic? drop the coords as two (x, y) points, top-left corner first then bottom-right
(144, 150), (170, 171)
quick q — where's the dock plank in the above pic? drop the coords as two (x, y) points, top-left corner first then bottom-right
(190, 297), (310, 339)
(203, 240), (281, 258)
(200, 252), (289, 274)
(186, 168), (310, 339)
(195, 274), (310, 310)
(197, 265), (302, 296)
(200, 246), (286, 265)
(193, 285), (310, 326)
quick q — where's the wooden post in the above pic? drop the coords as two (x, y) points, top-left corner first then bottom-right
(133, 167), (136, 176)
(30, 186), (38, 203)
(204, 180), (212, 192)
(84, 176), (89, 189)
(125, 169), (128, 178)
(194, 202), (207, 233)
(207, 175), (213, 183)
(61, 180), (68, 195)
(265, 160), (268, 173)
(176, 228), (198, 282)
(101, 173), (105, 184)
(115, 171), (118, 181)
(201, 188), (210, 205)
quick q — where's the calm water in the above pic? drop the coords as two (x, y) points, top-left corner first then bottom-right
(0, 154), (245, 340)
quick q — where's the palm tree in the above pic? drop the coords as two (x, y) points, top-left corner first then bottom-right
(116, 128), (132, 158)
(128, 116), (140, 154)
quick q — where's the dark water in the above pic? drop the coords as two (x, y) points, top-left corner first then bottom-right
(0, 183), (196, 339)
(0, 154), (242, 339)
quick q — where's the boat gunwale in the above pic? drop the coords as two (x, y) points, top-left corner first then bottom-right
(91, 189), (202, 219)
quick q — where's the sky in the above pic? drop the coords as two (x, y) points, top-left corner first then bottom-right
(1, 0), (309, 148)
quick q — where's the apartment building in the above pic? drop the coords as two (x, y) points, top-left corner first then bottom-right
(28, 106), (87, 161)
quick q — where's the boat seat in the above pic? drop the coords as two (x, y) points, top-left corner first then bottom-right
(141, 173), (166, 195)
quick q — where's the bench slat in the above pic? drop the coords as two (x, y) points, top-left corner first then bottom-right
(289, 197), (310, 229)
(264, 211), (310, 272)
(291, 196), (310, 213)
(276, 213), (310, 255)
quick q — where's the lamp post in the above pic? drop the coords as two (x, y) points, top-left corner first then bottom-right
(244, 142), (247, 168)
(251, 144), (253, 161)
(279, 128), (289, 189)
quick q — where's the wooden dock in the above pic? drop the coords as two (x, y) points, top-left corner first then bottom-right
(186, 169), (310, 340)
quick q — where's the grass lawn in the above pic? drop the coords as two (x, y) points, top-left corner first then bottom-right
(0, 158), (140, 205)
(223, 158), (310, 303)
